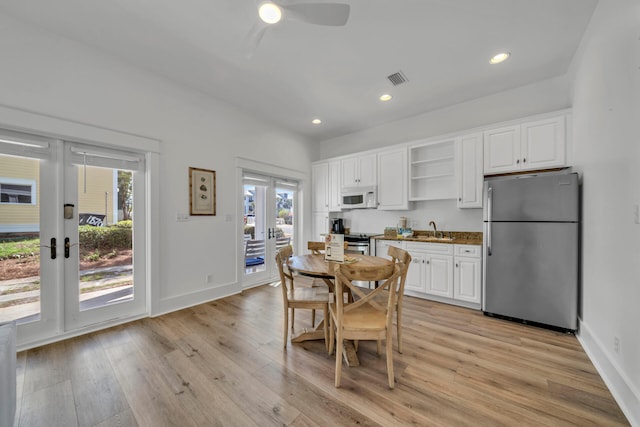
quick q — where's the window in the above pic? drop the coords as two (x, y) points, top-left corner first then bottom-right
(0, 179), (36, 204)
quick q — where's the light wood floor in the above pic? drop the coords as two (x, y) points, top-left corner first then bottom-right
(15, 283), (629, 426)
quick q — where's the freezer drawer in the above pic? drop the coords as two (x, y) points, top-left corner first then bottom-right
(483, 222), (578, 330)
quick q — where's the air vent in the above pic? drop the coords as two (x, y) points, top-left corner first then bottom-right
(387, 71), (408, 86)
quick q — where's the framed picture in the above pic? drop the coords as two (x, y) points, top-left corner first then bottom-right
(189, 167), (216, 215)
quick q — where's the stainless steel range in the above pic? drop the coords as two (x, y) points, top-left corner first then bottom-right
(343, 233), (377, 255)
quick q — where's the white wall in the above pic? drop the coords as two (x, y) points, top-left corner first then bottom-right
(568, 0), (640, 423)
(0, 17), (313, 318)
(313, 75), (572, 161)
(314, 75), (574, 234)
(338, 200), (482, 235)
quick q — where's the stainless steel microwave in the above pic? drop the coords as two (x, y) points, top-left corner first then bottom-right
(341, 186), (377, 209)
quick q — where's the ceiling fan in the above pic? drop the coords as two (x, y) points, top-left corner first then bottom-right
(244, 1), (350, 57)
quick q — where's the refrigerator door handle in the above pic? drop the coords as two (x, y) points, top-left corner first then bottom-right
(487, 187), (492, 256)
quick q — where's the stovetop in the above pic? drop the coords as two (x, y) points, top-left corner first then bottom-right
(344, 232), (379, 242)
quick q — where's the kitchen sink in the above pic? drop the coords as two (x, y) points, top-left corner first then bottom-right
(413, 236), (454, 242)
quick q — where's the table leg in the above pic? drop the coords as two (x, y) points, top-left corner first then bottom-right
(291, 320), (326, 342)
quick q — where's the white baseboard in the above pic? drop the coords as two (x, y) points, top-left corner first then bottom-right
(577, 320), (640, 426)
(151, 281), (241, 317)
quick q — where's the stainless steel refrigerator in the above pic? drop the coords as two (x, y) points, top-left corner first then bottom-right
(482, 171), (580, 331)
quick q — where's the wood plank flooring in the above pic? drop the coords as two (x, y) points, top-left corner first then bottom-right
(15, 283), (630, 426)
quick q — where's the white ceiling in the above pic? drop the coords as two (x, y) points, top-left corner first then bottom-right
(0, 0), (598, 142)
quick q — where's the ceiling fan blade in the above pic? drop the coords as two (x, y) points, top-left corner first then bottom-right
(243, 20), (269, 58)
(282, 3), (350, 26)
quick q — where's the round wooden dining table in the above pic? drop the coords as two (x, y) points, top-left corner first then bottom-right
(287, 253), (393, 289)
(286, 253), (394, 366)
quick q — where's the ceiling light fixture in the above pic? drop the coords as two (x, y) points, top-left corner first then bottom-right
(312, 118), (322, 125)
(379, 94), (393, 102)
(258, 2), (282, 24)
(490, 52), (511, 64)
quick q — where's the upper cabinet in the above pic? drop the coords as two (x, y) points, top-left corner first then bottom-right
(312, 160), (342, 212)
(377, 147), (408, 210)
(327, 160), (342, 212)
(409, 138), (456, 201)
(484, 115), (566, 175)
(311, 162), (329, 212)
(341, 153), (377, 188)
(455, 132), (483, 208)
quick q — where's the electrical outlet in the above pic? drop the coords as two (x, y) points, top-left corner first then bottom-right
(206, 274), (214, 284)
(176, 213), (190, 222)
(634, 204), (639, 224)
(614, 336), (620, 354)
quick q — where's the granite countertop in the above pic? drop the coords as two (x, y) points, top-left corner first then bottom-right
(372, 230), (483, 246)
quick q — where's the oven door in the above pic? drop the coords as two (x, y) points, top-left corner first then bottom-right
(346, 240), (371, 288)
(346, 241), (369, 256)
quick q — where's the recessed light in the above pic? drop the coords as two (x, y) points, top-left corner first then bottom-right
(259, 2), (282, 24)
(379, 94), (393, 102)
(311, 118), (322, 125)
(490, 52), (510, 64)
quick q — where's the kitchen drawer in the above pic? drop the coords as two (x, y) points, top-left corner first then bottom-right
(405, 242), (454, 255)
(454, 244), (481, 258)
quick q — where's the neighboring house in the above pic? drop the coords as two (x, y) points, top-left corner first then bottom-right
(0, 157), (117, 234)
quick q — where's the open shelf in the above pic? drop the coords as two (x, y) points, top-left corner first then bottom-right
(409, 139), (456, 201)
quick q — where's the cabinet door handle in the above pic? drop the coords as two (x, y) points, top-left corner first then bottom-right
(456, 263), (459, 268)
(516, 159), (520, 164)
(426, 260), (430, 265)
(523, 157), (527, 163)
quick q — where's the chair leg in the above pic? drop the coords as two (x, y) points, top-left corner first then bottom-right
(283, 305), (289, 348)
(291, 308), (295, 331)
(328, 315), (335, 355)
(386, 332), (395, 389)
(376, 339), (381, 355)
(322, 306), (329, 353)
(396, 304), (403, 353)
(311, 309), (316, 328)
(335, 328), (343, 388)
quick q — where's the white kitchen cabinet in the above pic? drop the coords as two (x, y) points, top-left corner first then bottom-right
(375, 239), (403, 259)
(328, 160), (342, 211)
(311, 162), (329, 212)
(484, 115), (566, 175)
(377, 147), (408, 210)
(341, 153), (377, 188)
(455, 132), (483, 208)
(453, 244), (481, 305)
(401, 241), (481, 308)
(409, 138), (456, 201)
(405, 242), (454, 298)
(405, 252), (426, 293)
(312, 212), (329, 242)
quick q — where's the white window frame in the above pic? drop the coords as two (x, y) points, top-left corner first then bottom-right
(0, 177), (37, 205)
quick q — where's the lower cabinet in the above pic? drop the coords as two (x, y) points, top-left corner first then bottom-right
(405, 242), (453, 297)
(453, 244), (482, 305)
(377, 239), (482, 309)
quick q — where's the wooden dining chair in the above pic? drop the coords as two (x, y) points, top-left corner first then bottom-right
(385, 246), (411, 353)
(328, 261), (402, 389)
(275, 245), (329, 350)
(307, 240), (353, 328)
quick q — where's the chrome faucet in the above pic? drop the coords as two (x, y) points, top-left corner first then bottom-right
(429, 220), (437, 237)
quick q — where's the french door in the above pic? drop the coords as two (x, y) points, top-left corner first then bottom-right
(0, 129), (147, 347)
(242, 173), (297, 287)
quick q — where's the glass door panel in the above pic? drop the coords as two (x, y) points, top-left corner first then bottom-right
(0, 132), (59, 345)
(242, 173), (299, 287)
(64, 143), (146, 330)
(76, 166), (133, 311)
(0, 155), (42, 323)
(243, 175), (269, 284)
